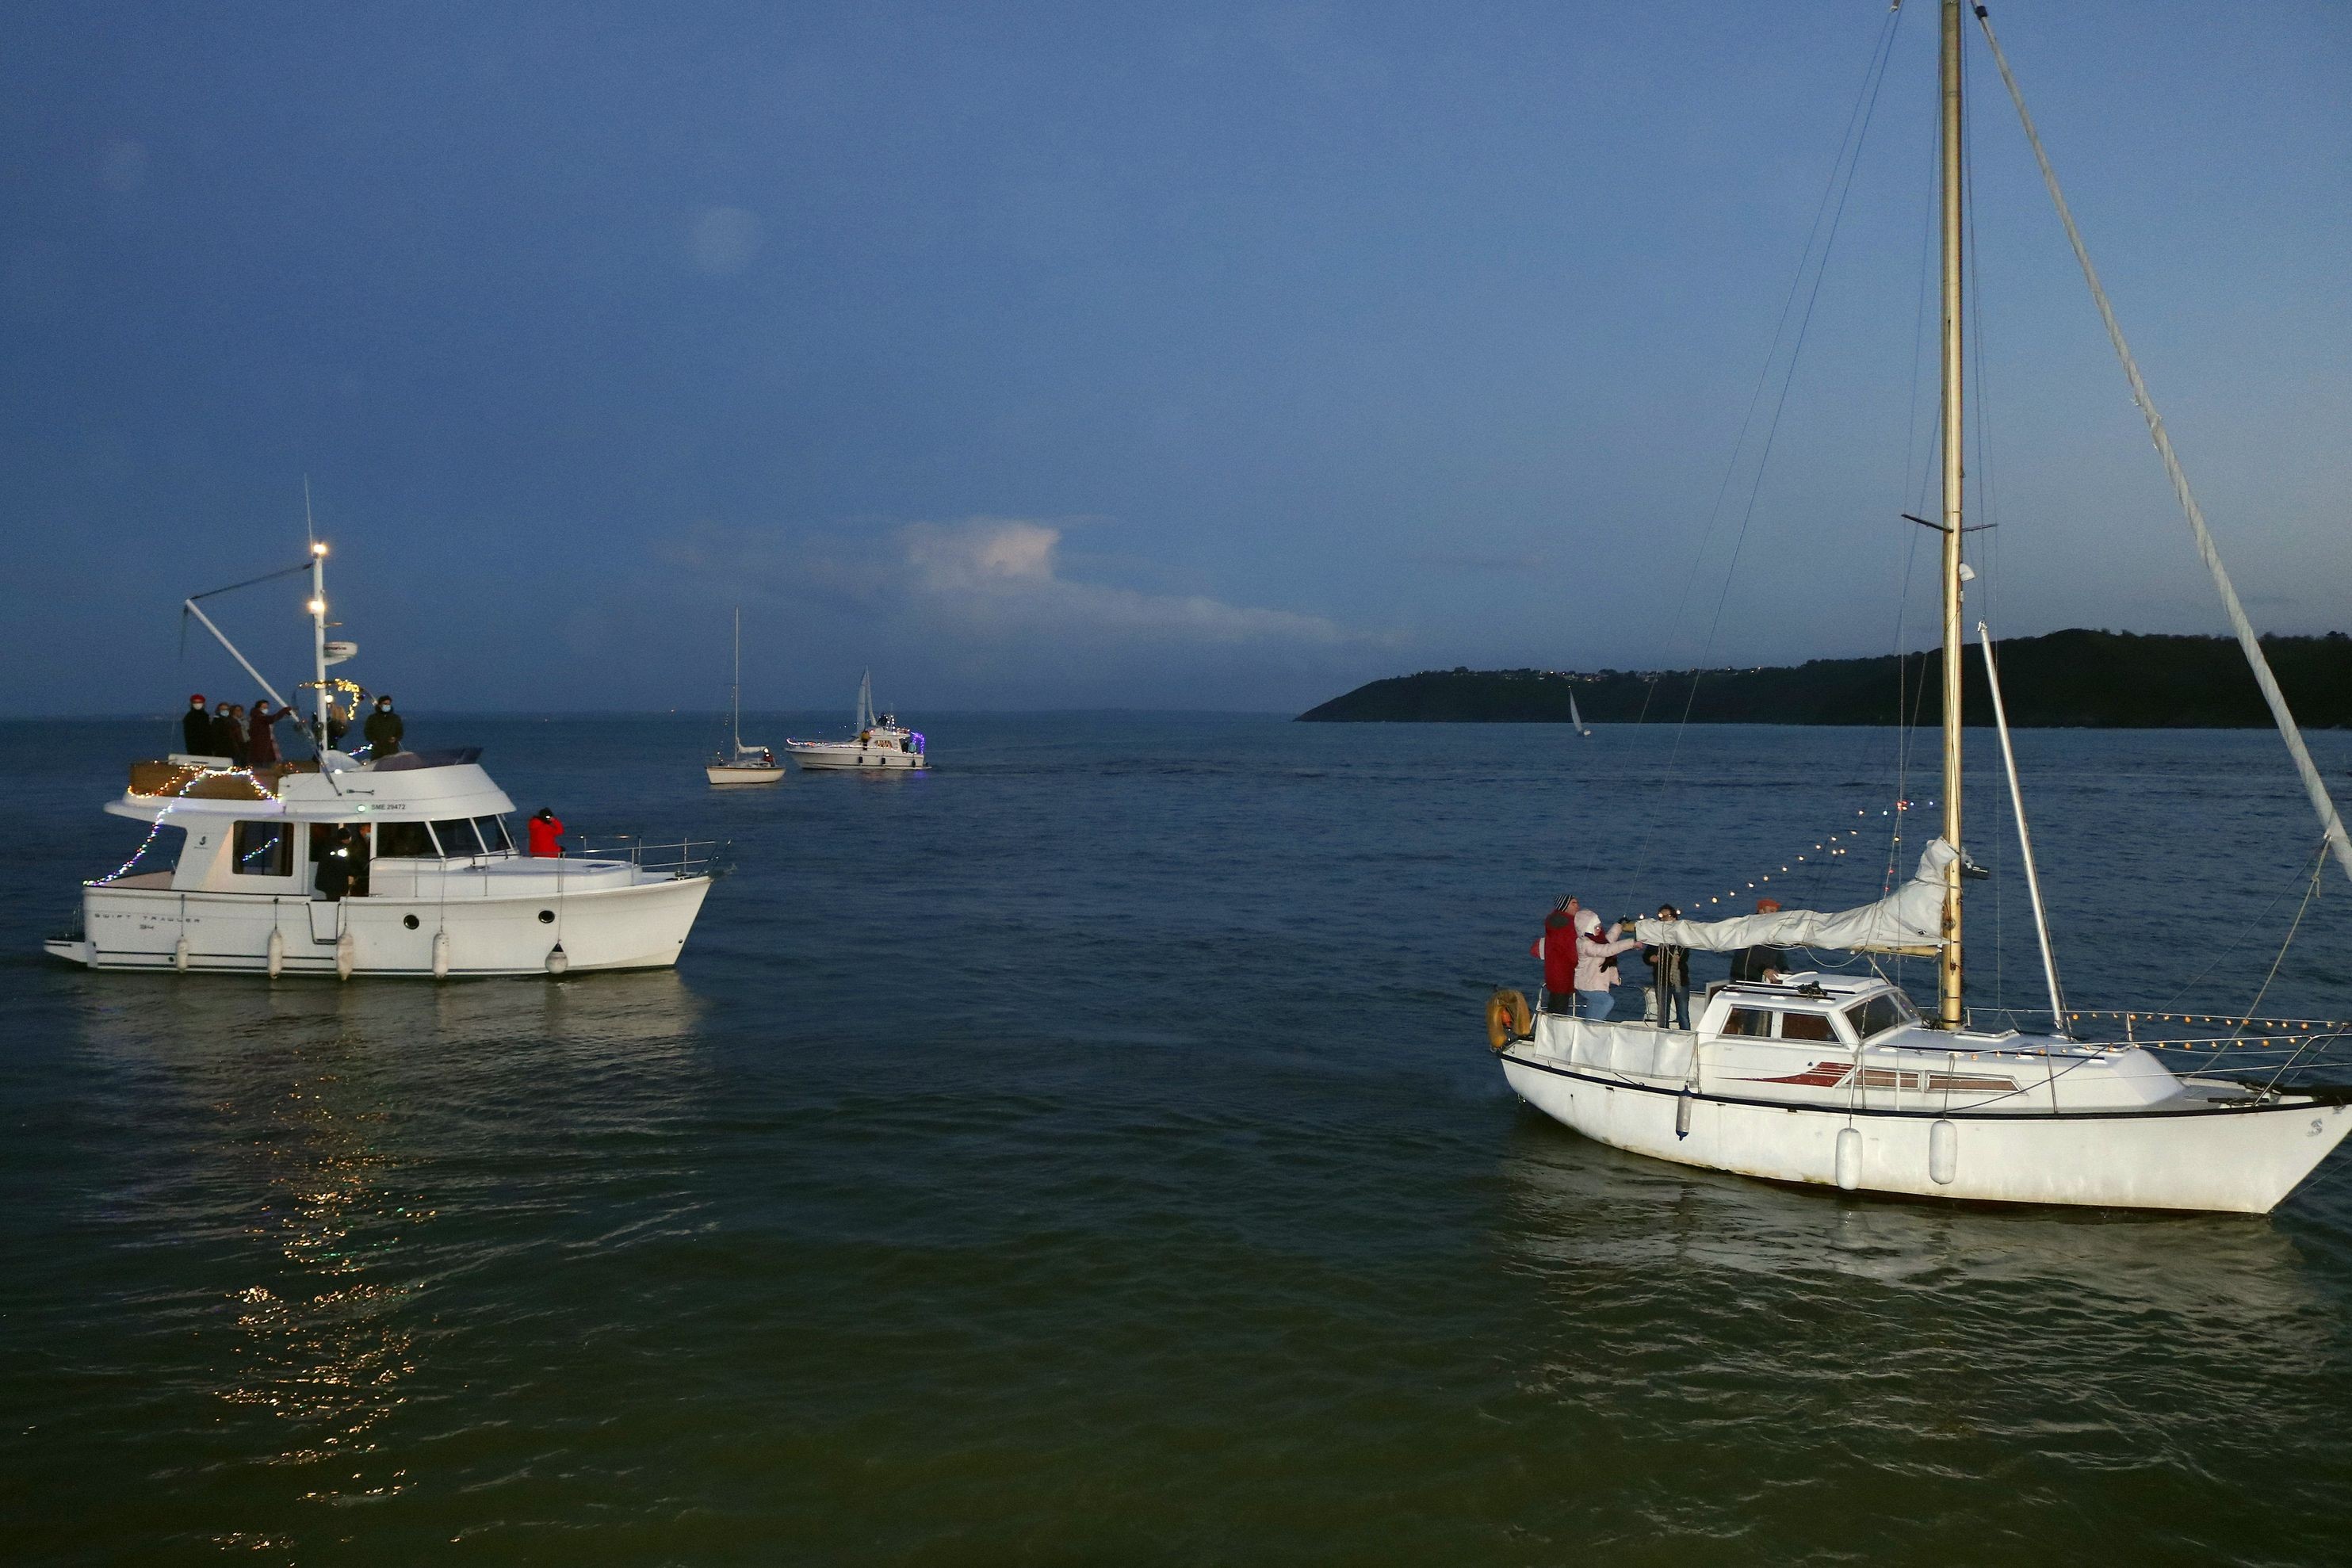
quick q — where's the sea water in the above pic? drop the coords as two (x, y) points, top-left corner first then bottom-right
(4, 714), (2350, 1565)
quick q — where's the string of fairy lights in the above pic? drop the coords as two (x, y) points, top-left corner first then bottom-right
(1680, 802), (1933, 912)
(2064, 1009), (2350, 1051)
(96, 763), (273, 884)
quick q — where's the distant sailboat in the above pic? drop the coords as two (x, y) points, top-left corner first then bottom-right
(706, 607), (784, 785)
(1569, 690), (1592, 737)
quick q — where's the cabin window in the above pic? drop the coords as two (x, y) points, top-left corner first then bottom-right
(1780, 1012), (1838, 1042)
(473, 815), (514, 853)
(232, 821), (292, 877)
(1845, 993), (1917, 1042)
(431, 819), (484, 858)
(1723, 1008), (1776, 1038)
(377, 821), (434, 858)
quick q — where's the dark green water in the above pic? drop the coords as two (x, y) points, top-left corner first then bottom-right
(6, 715), (2351, 1565)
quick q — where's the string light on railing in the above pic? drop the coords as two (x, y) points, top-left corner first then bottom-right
(1682, 798), (1941, 910)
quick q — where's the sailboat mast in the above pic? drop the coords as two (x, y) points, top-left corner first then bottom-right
(731, 606), (743, 750)
(1937, 0), (1967, 1029)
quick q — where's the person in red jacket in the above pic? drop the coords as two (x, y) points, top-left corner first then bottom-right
(525, 807), (565, 858)
(1530, 895), (1581, 1013)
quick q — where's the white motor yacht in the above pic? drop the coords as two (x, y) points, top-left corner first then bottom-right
(783, 670), (928, 771)
(47, 539), (716, 978)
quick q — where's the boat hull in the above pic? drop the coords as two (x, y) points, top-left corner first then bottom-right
(1500, 1047), (2352, 1214)
(786, 745), (926, 771)
(706, 763), (785, 784)
(44, 874), (710, 977)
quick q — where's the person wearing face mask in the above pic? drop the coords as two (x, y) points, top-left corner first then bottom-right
(182, 694), (213, 755)
(362, 694), (405, 758)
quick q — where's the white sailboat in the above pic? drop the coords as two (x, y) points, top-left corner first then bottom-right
(782, 670), (929, 771)
(1491, 0), (2352, 1214)
(1569, 690), (1591, 738)
(706, 606), (784, 785)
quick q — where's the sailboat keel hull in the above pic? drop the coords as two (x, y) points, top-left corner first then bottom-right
(1501, 1054), (2352, 1214)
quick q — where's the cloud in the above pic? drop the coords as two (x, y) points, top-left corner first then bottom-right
(897, 518), (1350, 645)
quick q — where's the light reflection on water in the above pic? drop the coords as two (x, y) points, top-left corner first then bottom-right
(61, 970), (705, 1555)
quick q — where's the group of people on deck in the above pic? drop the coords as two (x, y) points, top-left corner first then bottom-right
(1533, 894), (1789, 1027)
(181, 691), (405, 767)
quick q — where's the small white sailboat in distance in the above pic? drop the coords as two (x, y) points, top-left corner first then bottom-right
(1570, 690), (1592, 738)
(783, 670), (929, 771)
(706, 607), (784, 785)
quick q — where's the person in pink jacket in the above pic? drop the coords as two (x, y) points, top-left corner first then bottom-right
(1573, 908), (1643, 1021)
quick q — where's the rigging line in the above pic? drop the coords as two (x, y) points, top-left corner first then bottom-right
(1657, 4), (1906, 671)
(186, 560), (312, 602)
(1972, 4), (2352, 889)
(2155, 837), (2325, 1012)
(2250, 840), (2330, 1096)
(1673, 18), (1900, 726)
(1625, 8), (1906, 893)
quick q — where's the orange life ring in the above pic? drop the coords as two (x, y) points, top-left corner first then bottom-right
(1486, 988), (1532, 1051)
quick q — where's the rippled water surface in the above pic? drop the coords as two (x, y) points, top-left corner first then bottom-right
(5, 714), (2351, 1565)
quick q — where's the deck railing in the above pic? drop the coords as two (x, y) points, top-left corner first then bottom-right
(574, 836), (729, 880)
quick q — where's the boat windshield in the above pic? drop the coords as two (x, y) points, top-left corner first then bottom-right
(1845, 991), (1920, 1042)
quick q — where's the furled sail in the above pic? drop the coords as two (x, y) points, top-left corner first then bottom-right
(1633, 840), (1956, 954)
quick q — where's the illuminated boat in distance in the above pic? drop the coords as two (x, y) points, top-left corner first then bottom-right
(783, 670), (929, 771)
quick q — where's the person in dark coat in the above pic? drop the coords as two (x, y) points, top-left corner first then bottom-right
(1643, 904), (1693, 1030)
(208, 702), (241, 762)
(1528, 894), (1581, 1014)
(363, 695), (404, 757)
(182, 694), (214, 755)
(312, 823), (356, 901)
(1729, 897), (1787, 984)
(224, 704), (251, 767)
(246, 700), (297, 767)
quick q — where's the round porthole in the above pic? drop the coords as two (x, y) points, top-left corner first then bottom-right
(538, 909), (555, 924)
(403, 914), (419, 930)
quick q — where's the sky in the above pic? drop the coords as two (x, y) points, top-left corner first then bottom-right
(2, 1), (2346, 715)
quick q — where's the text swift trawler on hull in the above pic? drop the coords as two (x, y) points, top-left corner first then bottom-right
(1490, 0), (2352, 1214)
(48, 537), (717, 978)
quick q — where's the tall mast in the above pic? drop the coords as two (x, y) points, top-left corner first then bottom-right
(1937, 0), (1967, 1028)
(305, 482), (331, 755)
(731, 605), (743, 750)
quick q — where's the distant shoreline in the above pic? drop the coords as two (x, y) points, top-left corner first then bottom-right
(1297, 629), (2352, 729)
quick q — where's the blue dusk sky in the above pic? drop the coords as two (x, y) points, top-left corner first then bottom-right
(2, 2), (2346, 714)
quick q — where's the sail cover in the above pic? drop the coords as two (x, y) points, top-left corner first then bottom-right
(1633, 839), (1956, 954)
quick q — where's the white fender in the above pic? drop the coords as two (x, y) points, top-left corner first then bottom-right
(1929, 1119), (1959, 1185)
(1835, 1126), (1862, 1191)
(173, 935), (190, 972)
(266, 927), (284, 978)
(335, 929), (356, 981)
(545, 942), (568, 977)
(431, 929), (450, 980)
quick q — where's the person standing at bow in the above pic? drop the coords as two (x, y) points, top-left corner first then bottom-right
(525, 808), (565, 858)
